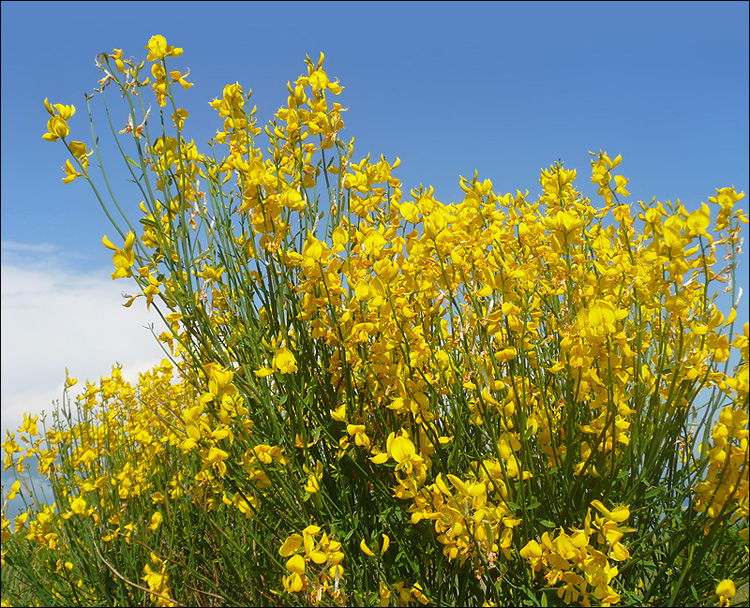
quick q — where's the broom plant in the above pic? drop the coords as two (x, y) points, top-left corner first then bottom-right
(2, 35), (748, 607)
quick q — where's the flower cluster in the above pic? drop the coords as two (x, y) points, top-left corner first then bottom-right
(280, 526), (345, 605)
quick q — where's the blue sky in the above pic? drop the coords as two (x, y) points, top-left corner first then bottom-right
(1, 1), (749, 443)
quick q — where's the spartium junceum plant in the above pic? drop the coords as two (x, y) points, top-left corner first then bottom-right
(1, 35), (747, 608)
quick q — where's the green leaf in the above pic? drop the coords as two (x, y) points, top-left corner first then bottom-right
(540, 519), (556, 528)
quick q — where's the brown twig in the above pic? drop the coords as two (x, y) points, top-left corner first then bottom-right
(91, 538), (186, 607)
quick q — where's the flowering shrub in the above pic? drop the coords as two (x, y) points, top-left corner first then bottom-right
(2, 35), (748, 607)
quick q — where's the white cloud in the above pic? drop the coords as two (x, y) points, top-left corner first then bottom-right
(1, 244), (166, 438)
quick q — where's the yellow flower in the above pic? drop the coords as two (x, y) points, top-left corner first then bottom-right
(149, 511), (163, 531)
(388, 434), (415, 464)
(286, 553), (306, 574)
(280, 187), (306, 212)
(145, 35), (183, 61)
(6, 480), (20, 501)
(686, 203), (711, 237)
(273, 346), (298, 374)
(42, 98), (75, 141)
(70, 496), (87, 516)
(68, 141), (92, 172)
(169, 69), (193, 90)
(716, 579), (736, 607)
(43, 115), (69, 141)
(360, 538), (377, 557)
(62, 159), (84, 184)
(20, 413), (38, 436)
(102, 232), (136, 279)
(142, 554), (175, 607)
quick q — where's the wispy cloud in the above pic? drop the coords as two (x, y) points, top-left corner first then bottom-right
(1, 242), (166, 438)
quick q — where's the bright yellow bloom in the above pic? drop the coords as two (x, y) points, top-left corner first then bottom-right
(6, 480), (20, 501)
(102, 232), (136, 279)
(388, 434), (415, 464)
(360, 538), (377, 557)
(68, 140), (92, 172)
(20, 413), (38, 436)
(145, 35), (183, 61)
(43, 116), (70, 141)
(42, 98), (75, 141)
(169, 69), (193, 90)
(142, 554), (176, 607)
(273, 346), (298, 374)
(62, 158), (84, 184)
(716, 580), (736, 607)
(280, 187), (306, 212)
(70, 496), (87, 515)
(149, 511), (163, 531)
(590, 499), (630, 523)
